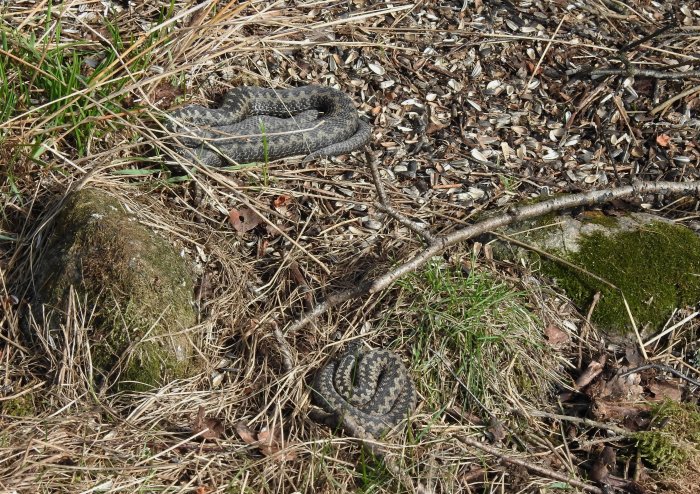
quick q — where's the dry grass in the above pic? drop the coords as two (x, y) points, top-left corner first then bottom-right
(2, 1), (700, 493)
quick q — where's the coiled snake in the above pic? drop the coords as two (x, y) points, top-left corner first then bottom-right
(167, 85), (371, 165)
(311, 345), (417, 437)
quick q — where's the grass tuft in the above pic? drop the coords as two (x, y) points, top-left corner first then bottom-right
(392, 261), (564, 418)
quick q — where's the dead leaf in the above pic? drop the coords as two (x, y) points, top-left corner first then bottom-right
(625, 345), (644, 367)
(426, 122), (446, 134)
(458, 466), (486, 485)
(273, 195), (292, 210)
(526, 61), (542, 75)
(647, 381), (683, 402)
(544, 323), (570, 348)
(592, 399), (646, 423)
(264, 222), (284, 237)
(235, 422), (257, 445)
(487, 418), (506, 443)
(600, 369), (644, 400)
(257, 426), (283, 456)
(151, 83), (182, 108)
(195, 487), (211, 494)
(257, 238), (268, 258)
(235, 423), (298, 461)
(229, 206), (264, 235)
(192, 406), (225, 440)
(575, 356), (605, 389)
(656, 134), (671, 147)
(590, 446), (614, 487)
(259, 426), (298, 461)
(508, 464), (530, 490)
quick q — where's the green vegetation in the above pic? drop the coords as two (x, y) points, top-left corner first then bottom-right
(356, 450), (394, 493)
(0, 3), (160, 168)
(391, 261), (560, 416)
(634, 401), (700, 472)
(1, 394), (37, 417)
(542, 220), (700, 333)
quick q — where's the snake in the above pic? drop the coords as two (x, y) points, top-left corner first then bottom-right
(311, 345), (417, 437)
(166, 85), (371, 165)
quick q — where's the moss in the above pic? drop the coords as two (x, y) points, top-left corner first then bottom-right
(35, 188), (197, 391)
(634, 401), (700, 472)
(1, 394), (37, 416)
(119, 342), (183, 393)
(542, 220), (700, 333)
(578, 210), (620, 229)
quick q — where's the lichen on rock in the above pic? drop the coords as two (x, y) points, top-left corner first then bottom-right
(34, 188), (198, 391)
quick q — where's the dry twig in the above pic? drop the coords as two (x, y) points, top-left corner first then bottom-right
(365, 151), (435, 242)
(457, 435), (605, 494)
(588, 67), (700, 79)
(286, 180), (700, 334)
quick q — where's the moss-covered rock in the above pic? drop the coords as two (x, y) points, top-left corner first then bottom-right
(495, 212), (700, 334)
(34, 188), (197, 391)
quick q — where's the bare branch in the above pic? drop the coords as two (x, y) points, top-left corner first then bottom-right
(284, 180), (700, 333)
(365, 151), (435, 242)
(588, 67), (700, 79)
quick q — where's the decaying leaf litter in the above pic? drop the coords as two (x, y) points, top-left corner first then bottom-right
(1, 1), (700, 493)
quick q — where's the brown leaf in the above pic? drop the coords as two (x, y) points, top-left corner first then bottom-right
(526, 61), (542, 75)
(508, 464), (530, 490)
(257, 426), (298, 461)
(192, 406), (225, 440)
(264, 222), (284, 237)
(256, 238), (268, 258)
(544, 323), (570, 348)
(273, 195), (292, 210)
(273, 195), (298, 221)
(647, 381), (683, 402)
(228, 206), (264, 235)
(458, 465), (486, 484)
(151, 83), (182, 108)
(600, 370), (644, 400)
(601, 445), (616, 465)
(592, 398), (647, 424)
(235, 422), (258, 445)
(426, 122), (446, 134)
(575, 356), (605, 389)
(590, 446), (614, 486)
(656, 134), (671, 147)
(487, 418), (506, 443)
(625, 345), (644, 367)
(257, 427), (280, 456)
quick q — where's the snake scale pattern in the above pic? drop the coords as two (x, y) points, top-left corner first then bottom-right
(312, 345), (417, 437)
(167, 85), (371, 165)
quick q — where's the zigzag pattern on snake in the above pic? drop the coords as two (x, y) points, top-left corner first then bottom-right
(311, 345), (417, 437)
(167, 85), (371, 165)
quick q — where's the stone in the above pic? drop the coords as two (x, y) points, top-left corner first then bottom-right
(493, 211), (700, 335)
(33, 188), (197, 391)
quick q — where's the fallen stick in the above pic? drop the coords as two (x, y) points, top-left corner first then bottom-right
(285, 180), (700, 334)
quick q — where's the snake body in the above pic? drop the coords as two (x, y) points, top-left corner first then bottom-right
(312, 346), (417, 437)
(167, 86), (371, 165)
